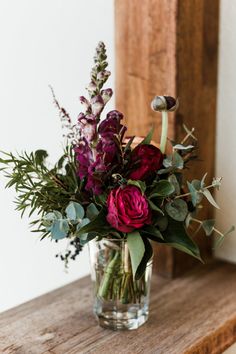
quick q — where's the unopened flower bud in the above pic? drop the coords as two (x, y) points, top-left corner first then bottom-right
(79, 96), (91, 111)
(97, 70), (111, 81)
(151, 96), (178, 112)
(101, 88), (113, 104)
(87, 81), (97, 93)
(91, 95), (104, 116)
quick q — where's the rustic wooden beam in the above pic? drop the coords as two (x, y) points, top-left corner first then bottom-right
(115, 0), (219, 277)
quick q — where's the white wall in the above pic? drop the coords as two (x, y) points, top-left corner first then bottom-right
(0, 0), (114, 312)
(215, 0), (236, 261)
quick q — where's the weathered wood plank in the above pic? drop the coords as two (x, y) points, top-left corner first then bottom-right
(0, 262), (236, 353)
(115, 0), (219, 277)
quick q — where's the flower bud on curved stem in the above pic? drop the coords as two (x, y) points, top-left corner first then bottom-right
(151, 95), (178, 153)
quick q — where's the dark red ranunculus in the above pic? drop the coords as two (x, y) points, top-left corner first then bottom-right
(129, 144), (163, 181)
(106, 185), (152, 232)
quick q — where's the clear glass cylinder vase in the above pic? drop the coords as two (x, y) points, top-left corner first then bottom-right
(88, 237), (152, 330)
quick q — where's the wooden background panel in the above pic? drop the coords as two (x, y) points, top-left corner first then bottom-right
(115, 0), (219, 277)
(115, 0), (177, 142)
(174, 0), (219, 275)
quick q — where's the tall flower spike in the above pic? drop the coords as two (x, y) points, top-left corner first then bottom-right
(151, 95), (178, 153)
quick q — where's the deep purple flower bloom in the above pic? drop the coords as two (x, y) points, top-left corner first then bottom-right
(96, 137), (117, 164)
(74, 138), (93, 179)
(85, 155), (107, 195)
(98, 110), (126, 138)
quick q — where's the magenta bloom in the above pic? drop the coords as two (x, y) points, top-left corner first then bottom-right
(106, 185), (152, 232)
(129, 144), (163, 181)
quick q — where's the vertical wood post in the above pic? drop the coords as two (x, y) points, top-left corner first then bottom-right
(115, 0), (219, 277)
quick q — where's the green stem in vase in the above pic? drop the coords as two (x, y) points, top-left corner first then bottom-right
(98, 250), (121, 300)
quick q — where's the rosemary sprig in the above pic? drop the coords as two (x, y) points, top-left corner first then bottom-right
(0, 146), (79, 238)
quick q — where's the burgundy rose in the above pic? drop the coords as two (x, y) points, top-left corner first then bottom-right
(106, 185), (152, 232)
(129, 144), (163, 181)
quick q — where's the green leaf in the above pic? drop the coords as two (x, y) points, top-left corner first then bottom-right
(202, 189), (220, 209)
(124, 136), (135, 152)
(94, 193), (107, 206)
(192, 179), (201, 191)
(34, 150), (48, 165)
(135, 237), (153, 280)
(163, 152), (184, 170)
(127, 231), (145, 280)
(187, 181), (198, 206)
(201, 173), (208, 188)
(127, 179), (146, 193)
(154, 215), (168, 231)
(173, 152), (184, 169)
(76, 209), (111, 236)
(150, 180), (175, 198)
(214, 226), (235, 248)
(202, 219), (215, 236)
(51, 219), (69, 240)
(141, 225), (164, 241)
(66, 201), (84, 221)
(162, 220), (202, 261)
(76, 218), (90, 245)
(168, 174), (180, 195)
(140, 126), (154, 145)
(165, 199), (188, 221)
(86, 203), (99, 221)
(53, 210), (63, 219)
(148, 200), (164, 215)
(80, 232), (97, 246)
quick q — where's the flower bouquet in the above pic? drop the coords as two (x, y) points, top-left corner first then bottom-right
(0, 42), (234, 330)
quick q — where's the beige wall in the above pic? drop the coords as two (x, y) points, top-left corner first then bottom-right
(215, 0), (236, 261)
(0, 0), (115, 312)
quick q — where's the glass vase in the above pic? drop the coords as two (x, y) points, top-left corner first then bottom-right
(88, 237), (152, 330)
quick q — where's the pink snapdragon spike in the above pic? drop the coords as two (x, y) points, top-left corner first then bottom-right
(74, 138), (93, 179)
(74, 43), (127, 195)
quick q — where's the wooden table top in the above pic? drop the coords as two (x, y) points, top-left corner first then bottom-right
(1, 261), (236, 354)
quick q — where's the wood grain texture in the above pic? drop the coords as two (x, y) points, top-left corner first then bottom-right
(0, 262), (236, 353)
(115, 0), (219, 277)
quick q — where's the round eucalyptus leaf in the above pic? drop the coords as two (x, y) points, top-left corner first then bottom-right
(51, 219), (69, 240)
(165, 199), (188, 221)
(66, 201), (84, 221)
(86, 203), (99, 221)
